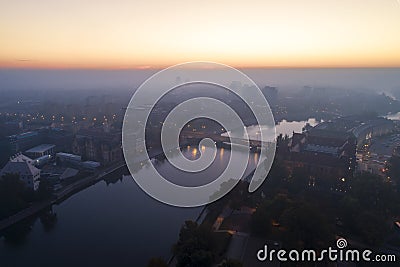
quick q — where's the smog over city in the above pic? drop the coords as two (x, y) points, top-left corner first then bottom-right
(1, 1), (400, 267)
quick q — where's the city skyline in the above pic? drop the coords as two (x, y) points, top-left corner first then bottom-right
(1, 0), (400, 69)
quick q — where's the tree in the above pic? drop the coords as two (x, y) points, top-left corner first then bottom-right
(147, 257), (168, 267)
(251, 203), (272, 237)
(387, 155), (400, 189)
(286, 167), (309, 194)
(35, 178), (53, 200)
(217, 259), (243, 267)
(349, 172), (399, 216)
(340, 172), (399, 246)
(251, 196), (290, 237)
(260, 159), (287, 196)
(280, 202), (333, 249)
(173, 221), (216, 267)
(187, 250), (213, 267)
(0, 137), (12, 167)
(0, 173), (30, 219)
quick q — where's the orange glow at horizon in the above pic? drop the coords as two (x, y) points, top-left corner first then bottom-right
(1, 0), (400, 69)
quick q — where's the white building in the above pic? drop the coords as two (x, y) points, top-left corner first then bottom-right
(0, 153), (41, 191)
(25, 144), (55, 158)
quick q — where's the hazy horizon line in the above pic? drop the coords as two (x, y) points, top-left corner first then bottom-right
(1, 65), (400, 71)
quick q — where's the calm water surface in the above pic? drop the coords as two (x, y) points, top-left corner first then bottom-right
(0, 119), (316, 267)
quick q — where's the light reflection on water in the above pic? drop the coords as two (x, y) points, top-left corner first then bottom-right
(223, 118), (319, 142)
(0, 146), (257, 267)
(0, 118), (318, 266)
(386, 112), (400, 121)
(149, 145), (259, 187)
(191, 147), (198, 158)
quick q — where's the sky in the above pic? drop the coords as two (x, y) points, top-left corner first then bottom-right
(1, 0), (400, 69)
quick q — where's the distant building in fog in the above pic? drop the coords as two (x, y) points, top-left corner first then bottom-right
(261, 86), (278, 105)
(314, 116), (394, 148)
(394, 146), (400, 157)
(72, 130), (122, 164)
(8, 131), (40, 153)
(41, 128), (74, 152)
(4, 121), (23, 134)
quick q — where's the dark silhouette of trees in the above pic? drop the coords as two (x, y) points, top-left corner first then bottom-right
(252, 195), (333, 249)
(388, 155), (400, 189)
(173, 220), (216, 267)
(0, 174), (55, 219)
(35, 178), (53, 200)
(0, 137), (11, 167)
(251, 202), (272, 237)
(147, 257), (168, 267)
(280, 201), (333, 249)
(286, 167), (309, 194)
(260, 159), (287, 196)
(217, 259), (243, 267)
(340, 172), (400, 245)
(0, 173), (30, 219)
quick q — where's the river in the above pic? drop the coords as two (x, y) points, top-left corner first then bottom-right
(0, 119), (317, 266)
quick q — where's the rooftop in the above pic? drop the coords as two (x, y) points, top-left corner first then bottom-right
(26, 144), (55, 154)
(60, 168), (79, 180)
(10, 153), (34, 163)
(56, 152), (80, 158)
(1, 154), (40, 177)
(314, 116), (394, 138)
(8, 131), (38, 140)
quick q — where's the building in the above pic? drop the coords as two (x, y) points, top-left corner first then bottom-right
(314, 116), (394, 148)
(59, 168), (79, 181)
(33, 154), (53, 167)
(307, 116), (395, 179)
(8, 131), (40, 153)
(72, 130), (122, 164)
(56, 152), (82, 165)
(394, 146), (400, 157)
(352, 119), (394, 147)
(40, 128), (74, 152)
(81, 161), (101, 170)
(261, 86), (278, 105)
(25, 144), (55, 159)
(0, 153), (41, 191)
(8, 129), (74, 155)
(4, 121), (23, 134)
(279, 128), (356, 191)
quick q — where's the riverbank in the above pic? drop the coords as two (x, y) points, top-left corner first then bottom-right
(0, 161), (126, 232)
(1, 145), (258, 266)
(0, 146), (174, 232)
